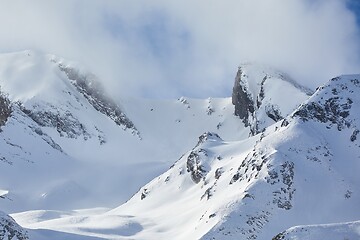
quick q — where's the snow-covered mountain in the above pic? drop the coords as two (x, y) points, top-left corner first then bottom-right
(1, 51), (359, 240)
(0, 51), (310, 214)
(34, 73), (356, 240)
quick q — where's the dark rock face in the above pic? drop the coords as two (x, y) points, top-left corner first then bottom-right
(140, 188), (149, 200)
(0, 212), (28, 240)
(0, 91), (12, 131)
(293, 76), (356, 131)
(186, 149), (209, 184)
(272, 232), (286, 240)
(19, 105), (90, 139)
(231, 68), (284, 136)
(58, 64), (140, 137)
(232, 66), (312, 136)
(232, 68), (255, 128)
(265, 104), (283, 122)
(215, 167), (224, 180)
(187, 132), (223, 183)
(351, 129), (359, 142)
(196, 132), (223, 146)
(294, 98), (352, 130)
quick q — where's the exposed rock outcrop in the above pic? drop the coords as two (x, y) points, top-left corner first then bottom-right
(0, 211), (28, 240)
(232, 64), (312, 135)
(293, 76), (359, 131)
(0, 90), (11, 131)
(58, 64), (140, 138)
(19, 104), (90, 139)
(187, 148), (209, 184)
(232, 68), (255, 128)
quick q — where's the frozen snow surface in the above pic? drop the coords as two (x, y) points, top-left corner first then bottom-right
(272, 220), (360, 240)
(0, 51), (359, 239)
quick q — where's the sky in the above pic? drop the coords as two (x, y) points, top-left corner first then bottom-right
(347, 0), (360, 25)
(0, 0), (359, 99)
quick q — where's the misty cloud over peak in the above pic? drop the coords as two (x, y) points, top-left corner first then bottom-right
(0, 0), (359, 99)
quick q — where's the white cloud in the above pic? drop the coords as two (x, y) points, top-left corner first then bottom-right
(0, 0), (359, 98)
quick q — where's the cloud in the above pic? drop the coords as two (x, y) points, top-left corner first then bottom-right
(0, 0), (359, 99)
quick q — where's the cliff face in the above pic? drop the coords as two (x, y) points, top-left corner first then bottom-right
(232, 68), (255, 125)
(232, 63), (312, 135)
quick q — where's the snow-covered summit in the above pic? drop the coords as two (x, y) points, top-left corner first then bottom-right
(232, 63), (312, 135)
(0, 50), (139, 138)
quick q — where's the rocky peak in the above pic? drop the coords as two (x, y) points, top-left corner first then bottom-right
(293, 75), (360, 132)
(232, 63), (312, 135)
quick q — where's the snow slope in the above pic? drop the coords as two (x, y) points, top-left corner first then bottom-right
(0, 51), (311, 214)
(203, 75), (360, 239)
(272, 220), (360, 240)
(11, 75), (360, 239)
(0, 51), (309, 214)
(0, 50), (145, 212)
(3, 50), (357, 240)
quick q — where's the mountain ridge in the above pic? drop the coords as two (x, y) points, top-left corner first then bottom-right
(0, 51), (251, 212)
(0, 51), (358, 240)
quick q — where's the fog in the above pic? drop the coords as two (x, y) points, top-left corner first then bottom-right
(0, 0), (359, 98)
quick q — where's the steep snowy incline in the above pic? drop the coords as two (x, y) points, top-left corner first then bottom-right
(203, 75), (360, 239)
(15, 74), (360, 239)
(131, 75), (360, 240)
(0, 50), (147, 212)
(0, 50), (139, 140)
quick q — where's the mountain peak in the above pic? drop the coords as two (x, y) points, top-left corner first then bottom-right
(293, 74), (360, 131)
(232, 63), (312, 135)
(0, 50), (140, 139)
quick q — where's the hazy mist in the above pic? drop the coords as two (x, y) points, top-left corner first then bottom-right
(0, 0), (359, 98)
